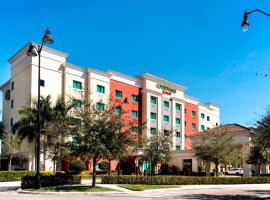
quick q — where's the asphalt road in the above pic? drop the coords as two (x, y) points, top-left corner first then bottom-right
(0, 184), (270, 200)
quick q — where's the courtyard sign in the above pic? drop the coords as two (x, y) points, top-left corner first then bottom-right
(156, 84), (176, 95)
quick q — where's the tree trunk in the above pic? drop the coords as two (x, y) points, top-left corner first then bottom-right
(108, 158), (111, 175)
(215, 163), (219, 176)
(117, 160), (121, 175)
(8, 156), (12, 171)
(92, 156), (97, 187)
(43, 134), (47, 170)
(151, 162), (155, 176)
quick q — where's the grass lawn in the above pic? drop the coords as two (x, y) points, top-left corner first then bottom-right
(119, 185), (177, 191)
(26, 186), (117, 192)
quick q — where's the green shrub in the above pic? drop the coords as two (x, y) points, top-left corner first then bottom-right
(101, 175), (270, 185)
(21, 173), (81, 189)
(98, 161), (110, 171)
(70, 160), (86, 174)
(0, 171), (64, 182)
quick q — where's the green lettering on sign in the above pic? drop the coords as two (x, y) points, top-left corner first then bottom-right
(156, 84), (176, 94)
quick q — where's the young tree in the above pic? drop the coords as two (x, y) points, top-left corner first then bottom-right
(193, 127), (242, 175)
(71, 97), (136, 187)
(2, 133), (21, 170)
(141, 130), (173, 175)
(46, 97), (75, 171)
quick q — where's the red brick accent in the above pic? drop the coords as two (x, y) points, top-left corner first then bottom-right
(184, 102), (199, 149)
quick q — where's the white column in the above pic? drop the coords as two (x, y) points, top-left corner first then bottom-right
(242, 144), (251, 177)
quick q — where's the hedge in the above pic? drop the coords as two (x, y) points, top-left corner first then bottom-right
(21, 173), (81, 189)
(101, 175), (270, 185)
(0, 171), (64, 182)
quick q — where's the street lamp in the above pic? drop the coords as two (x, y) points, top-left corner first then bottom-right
(26, 28), (54, 188)
(241, 9), (270, 32)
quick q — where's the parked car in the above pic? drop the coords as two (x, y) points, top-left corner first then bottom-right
(225, 168), (243, 176)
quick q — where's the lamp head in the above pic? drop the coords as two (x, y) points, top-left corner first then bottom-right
(241, 10), (249, 32)
(42, 28), (54, 44)
(27, 44), (38, 57)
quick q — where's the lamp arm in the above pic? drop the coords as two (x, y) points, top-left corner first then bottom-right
(37, 42), (44, 54)
(247, 9), (270, 17)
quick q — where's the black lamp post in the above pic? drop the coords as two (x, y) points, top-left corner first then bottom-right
(26, 28), (54, 188)
(241, 9), (270, 32)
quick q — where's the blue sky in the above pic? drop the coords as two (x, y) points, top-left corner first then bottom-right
(1, 0), (270, 126)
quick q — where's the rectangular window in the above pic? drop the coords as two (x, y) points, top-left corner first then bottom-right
(207, 116), (210, 121)
(151, 96), (157, 104)
(216, 122), (219, 126)
(132, 126), (138, 133)
(176, 145), (181, 150)
(131, 95), (138, 102)
(73, 80), (82, 90)
(184, 121), (186, 127)
(163, 101), (169, 108)
(96, 85), (105, 93)
(201, 113), (205, 119)
(131, 110), (138, 118)
(40, 79), (45, 87)
(115, 90), (122, 98)
(150, 127), (157, 134)
(115, 106), (122, 115)
(75, 100), (82, 108)
(11, 99), (14, 109)
(10, 118), (13, 127)
(11, 81), (14, 91)
(192, 111), (196, 117)
(163, 115), (169, 122)
(201, 125), (205, 131)
(96, 102), (105, 111)
(176, 132), (181, 138)
(175, 103), (181, 111)
(192, 123), (196, 129)
(184, 108), (186, 114)
(150, 112), (157, 120)
(176, 118), (181, 125)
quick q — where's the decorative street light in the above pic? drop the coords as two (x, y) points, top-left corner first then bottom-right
(26, 28), (54, 188)
(241, 9), (270, 32)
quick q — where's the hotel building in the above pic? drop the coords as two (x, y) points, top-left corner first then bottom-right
(0, 42), (220, 171)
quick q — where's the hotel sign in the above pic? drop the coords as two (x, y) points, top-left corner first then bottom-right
(156, 84), (176, 95)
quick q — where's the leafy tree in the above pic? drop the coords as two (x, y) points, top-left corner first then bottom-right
(141, 130), (173, 175)
(248, 110), (270, 174)
(46, 97), (75, 171)
(71, 97), (136, 187)
(2, 133), (21, 170)
(193, 127), (242, 175)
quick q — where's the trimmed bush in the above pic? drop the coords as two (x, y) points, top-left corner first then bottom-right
(0, 171), (64, 182)
(70, 160), (86, 174)
(98, 161), (110, 171)
(101, 175), (270, 185)
(21, 173), (81, 189)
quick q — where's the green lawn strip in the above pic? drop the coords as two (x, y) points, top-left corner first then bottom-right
(119, 185), (177, 191)
(26, 186), (117, 192)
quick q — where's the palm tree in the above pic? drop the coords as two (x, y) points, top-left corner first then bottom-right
(12, 95), (54, 170)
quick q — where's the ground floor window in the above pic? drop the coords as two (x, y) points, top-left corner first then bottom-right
(183, 159), (192, 172)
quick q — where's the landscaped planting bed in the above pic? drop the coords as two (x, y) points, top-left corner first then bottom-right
(102, 175), (270, 185)
(0, 171), (63, 182)
(21, 173), (81, 189)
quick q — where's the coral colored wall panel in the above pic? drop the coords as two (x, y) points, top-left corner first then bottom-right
(184, 102), (199, 149)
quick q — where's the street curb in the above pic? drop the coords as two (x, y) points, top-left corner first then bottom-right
(17, 189), (124, 195)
